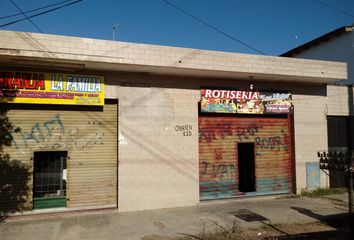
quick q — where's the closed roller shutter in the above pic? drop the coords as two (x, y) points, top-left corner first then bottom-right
(199, 116), (293, 200)
(1, 103), (118, 212)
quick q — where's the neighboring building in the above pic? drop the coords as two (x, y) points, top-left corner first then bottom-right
(0, 30), (347, 215)
(282, 25), (354, 188)
(282, 24), (353, 86)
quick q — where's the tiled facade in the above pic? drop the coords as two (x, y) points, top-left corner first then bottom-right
(0, 30), (346, 81)
(0, 30), (350, 212)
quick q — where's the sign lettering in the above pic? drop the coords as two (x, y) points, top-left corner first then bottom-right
(0, 71), (104, 106)
(200, 89), (292, 114)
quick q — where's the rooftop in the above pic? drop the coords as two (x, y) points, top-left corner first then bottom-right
(0, 30), (347, 84)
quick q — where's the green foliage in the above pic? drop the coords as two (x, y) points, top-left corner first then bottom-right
(0, 108), (20, 150)
(276, 194), (301, 199)
(300, 188), (347, 197)
(0, 102), (29, 218)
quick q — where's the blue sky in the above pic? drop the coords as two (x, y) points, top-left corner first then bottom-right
(1, 0), (353, 55)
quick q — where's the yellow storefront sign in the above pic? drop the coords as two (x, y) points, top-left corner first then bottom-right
(0, 71), (104, 106)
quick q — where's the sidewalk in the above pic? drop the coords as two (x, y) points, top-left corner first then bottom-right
(0, 194), (350, 240)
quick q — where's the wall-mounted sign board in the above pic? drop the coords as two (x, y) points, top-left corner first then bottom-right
(200, 89), (292, 114)
(0, 70), (104, 106)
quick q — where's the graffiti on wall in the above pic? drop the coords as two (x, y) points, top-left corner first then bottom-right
(236, 124), (263, 141)
(199, 117), (292, 200)
(10, 114), (105, 153)
(200, 161), (236, 178)
(200, 123), (288, 153)
(199, 122), (233, 142)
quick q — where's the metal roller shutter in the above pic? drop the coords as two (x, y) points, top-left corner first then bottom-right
(1, 103), (118, 212)
(199, 115), (293, 200)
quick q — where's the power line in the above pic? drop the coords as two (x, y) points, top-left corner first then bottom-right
(311, 0), (354, 18)
(162, 0), (266, 55)
(0, 0), (75, 20)
(0, 0), (83, 29)
(9, 0), (42, 33)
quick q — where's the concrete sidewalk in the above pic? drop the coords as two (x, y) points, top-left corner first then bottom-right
(0, 194), (350, 240)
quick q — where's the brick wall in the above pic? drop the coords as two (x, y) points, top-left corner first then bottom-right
(0, 30), (347, 81)
(105, 73), (352, 209)
(109, 84), (199, 211)
(327, 85), (354, 116)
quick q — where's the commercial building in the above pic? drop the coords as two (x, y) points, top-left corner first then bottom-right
(0, 30), (347, 215)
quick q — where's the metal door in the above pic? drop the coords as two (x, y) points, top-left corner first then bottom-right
(306, 162), (320, 190)
(199, 116), (293, 200)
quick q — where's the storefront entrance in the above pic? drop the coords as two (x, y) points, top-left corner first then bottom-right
(199, 116), (294, 200)
(237, 143), (256, 192)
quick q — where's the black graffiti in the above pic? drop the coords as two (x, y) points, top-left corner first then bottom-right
(199, 129), (216, 142)
(255, 136), (281, 151)
(201, 161), (236, 177)
(236, 124), (263, 141)
(199, 122), (233, 142)
(215, 123), (233, 139)
(199, 123), (287, 153)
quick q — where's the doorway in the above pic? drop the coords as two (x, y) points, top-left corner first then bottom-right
(33, 151), (67, 209)
(238, 143), (256, 192)
(327, 116), (354, 188)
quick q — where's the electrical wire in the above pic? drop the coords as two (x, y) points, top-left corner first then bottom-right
(9, 0), (43, 33)
(0, 0), (75, 20)
(311, 0), (354, 19)
(162, 0), (266, 55)
(0, 0), (82, 29)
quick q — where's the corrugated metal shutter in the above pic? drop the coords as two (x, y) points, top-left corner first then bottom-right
(199, 116), (293, 200)
(1, 103), (118, 212)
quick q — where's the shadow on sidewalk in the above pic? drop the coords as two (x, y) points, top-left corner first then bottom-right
(230, 208), (353, 240)
(290, 207), (353, 240)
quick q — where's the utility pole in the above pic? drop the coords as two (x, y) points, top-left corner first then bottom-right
(346, 86), (353, 239)
(347, 86), (353, 215)
(112, 23), (120, 41)
(349, 165), (353, 214)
